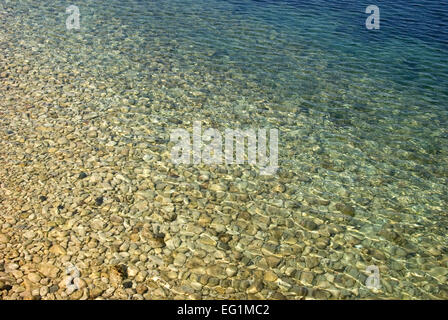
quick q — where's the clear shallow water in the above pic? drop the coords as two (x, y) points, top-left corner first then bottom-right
(0, 0), (447, 299)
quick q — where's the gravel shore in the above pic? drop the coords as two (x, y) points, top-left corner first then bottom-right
(1, 1), (447, 300)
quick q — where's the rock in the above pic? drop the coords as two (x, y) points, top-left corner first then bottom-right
(217, 242), (231, 251)
(173, 253), (187, 267)
(335, 203), (355, 217)
(110, 214), (124, 225)
(316, 198), (330, 206)
(199, 236), (217, 247)
(134, 201), (149, 211)
(91, 219), (105, 230)
(271, 292), (287, 300)
(161, 203), (175, 213)
(390, 261), (404, 271)
(316, 237), (330, 249)
(0, 233), (9, 243)
(90, 286), (104, 299)
(247, 281), (263, 294)
(162, 209), (177, 222)
(276, 277), (293, 291)
(300, 272), (314, 285)
(147, 234), (165, 248)
(394, 247), (407, 258)
(206, 265), (226, 279)
(273, 183), (286, 193)
(290, 286), (308, 296)
(5, 263), (19, 272)
(23, 292), (41, 300)
(57, 137), (69, 145)
(264, 271), (278, 282)
(28, 273), (42, 283)
(312, 289), (332, 299)
(218, 233), (232, 244)
(209, 184), (227, 192)
(109, 265), (127, 286)
(95, 196), (104, 206)
(265, 256), (282, 268)
(69, 289), (84, 300)
(305, 257), (320, 269)
(301, 219), (318, 230)
(127, 265), (139, 278)
(189, 281), (203, 291)
(428, 247), (441, 256)
(261, 243), (277, 255)
(225, 266), (237, 277)
(438, 285), (448, 299)
(1, 284), (12, 291)
(49, 244), (66, 255)
(23, 230), (35, 239)
(378, 228), (406, 245)
(136, 284), (148, 294)
(78, 172), (88, 179)
(38, 263), (60, 278)
(370, 248), (387, 261)
(49, 285), (59, 293)
(87, 130), (98, 138)
(428, 267), (448, 278)
(40, 286), (49, 297)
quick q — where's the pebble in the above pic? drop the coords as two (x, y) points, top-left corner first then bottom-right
(226, 266), (238, 277)
(136, 284), (148, 294)
(91, 219), (105, 230)
(147, 234), (166, 248)
(428, 267), (448, 278)
(78, 172), (88, 179)
(301, 219), (318, 230)
(335, 203), (355, 217)
(312, 289), (332, 299)
(264, 271), (278, 282)
(28, 273), (41, 283)
(40, 286), (49, 297)
(265, 256), (282, 268)
(300, 272), (314, 285)
(173, 253), (187, 267)
(38, 264), (60, 279)
(95, 197), (104, 206)
(0, 233), (10, 243)
(290, 286), (308, 296)
(23, 230), (35, 239)
(247, 281), (263, 294)
(49, 244), (66, 255)
(206, 265), (226, 279)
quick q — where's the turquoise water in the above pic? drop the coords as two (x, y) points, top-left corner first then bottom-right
(0, 0), (447, 299)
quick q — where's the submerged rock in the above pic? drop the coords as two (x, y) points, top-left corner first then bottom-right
(335, 203), (355, 217)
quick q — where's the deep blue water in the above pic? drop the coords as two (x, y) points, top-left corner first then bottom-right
(2, 0), (447, 146)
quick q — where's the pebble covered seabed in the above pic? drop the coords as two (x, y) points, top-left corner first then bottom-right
(1, 1), (448, 300)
